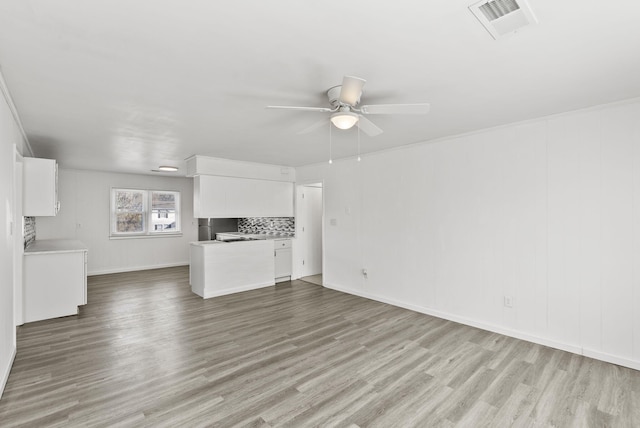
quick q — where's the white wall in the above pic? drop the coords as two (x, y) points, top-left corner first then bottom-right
(36, 169), (197, 275)
(296, 98), (640, 370)
(0, 76), (29, 397)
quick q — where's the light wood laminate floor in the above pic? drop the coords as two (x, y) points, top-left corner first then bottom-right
(1, 266), (639, 427)
(300, 274), (323, 286)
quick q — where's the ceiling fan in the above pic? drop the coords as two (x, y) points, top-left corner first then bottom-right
(266, 75), (430, 137)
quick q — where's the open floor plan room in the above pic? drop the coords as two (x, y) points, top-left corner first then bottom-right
(1, 267), (638, 427)
(2, 1), (640, 426)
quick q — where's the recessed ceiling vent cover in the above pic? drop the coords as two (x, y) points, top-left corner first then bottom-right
(469, 0), (538, 39)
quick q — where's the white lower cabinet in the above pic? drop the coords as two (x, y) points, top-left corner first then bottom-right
(274, 239), (292, 282)
(190, 240), (275, 298)
(23, 240), (88, 323)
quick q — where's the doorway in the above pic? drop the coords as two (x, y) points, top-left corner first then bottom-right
(296, 182), (323, 285)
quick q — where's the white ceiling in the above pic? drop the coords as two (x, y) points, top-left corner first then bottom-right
(1, 0), (639, 176)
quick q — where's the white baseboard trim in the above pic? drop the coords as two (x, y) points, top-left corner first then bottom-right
(1, 345), (16, 399)
(324, 281), (640, 372)
(198, 281), (276, 299)
(581, 348), (640, 371)
(88, 262), (189, 276)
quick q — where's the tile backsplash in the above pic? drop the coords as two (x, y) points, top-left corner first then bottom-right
(238, 217), (295, 236)
(24, 216), (36, 248)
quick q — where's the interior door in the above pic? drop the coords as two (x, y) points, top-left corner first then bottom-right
(300, 185), (323, 277)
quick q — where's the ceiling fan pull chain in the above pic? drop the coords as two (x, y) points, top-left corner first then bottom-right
(328, 120), (333, 165)
(357, 124), (361, 162)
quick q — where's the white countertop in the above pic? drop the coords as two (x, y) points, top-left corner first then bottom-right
(190, 239), (272, 247)
(25, 239), (88, 255)
(215, 232), (294, 240)
(190, 240), (227, 246)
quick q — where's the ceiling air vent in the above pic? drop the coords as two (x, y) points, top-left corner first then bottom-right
(469, 0), (538, 39)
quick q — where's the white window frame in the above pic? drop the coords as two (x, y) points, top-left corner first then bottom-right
(110, 188), (182, 238)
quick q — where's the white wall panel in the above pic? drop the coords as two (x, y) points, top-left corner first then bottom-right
(433, 135), (486, 318)
(547, 116), (583, 346)
(633, 103), (640, 362)
(297, 98), (640, 370)
(500, 122), (547, 335)
(472, 130), (508, 326)
(400, 144), (437, 309)
(569, 111), (602, 354)
(361, 150), (407, 300)
(528, 122), (549, 339)
(323, 161), (363, 290)
(600, 105), (635, 359)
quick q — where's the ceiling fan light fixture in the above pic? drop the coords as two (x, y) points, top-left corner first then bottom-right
(330, 112), (359, 130)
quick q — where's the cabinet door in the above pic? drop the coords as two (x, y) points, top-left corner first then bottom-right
(24, 251), (84, 322)
(263, 181), (294, 217)
(225, 177), (257, 217)
(228, 178), (291, 217)
(24, 157), (58, 216)
(275, 248), (292, 278)
(194, 175), (294, 218)
(194, 175), (228, 217)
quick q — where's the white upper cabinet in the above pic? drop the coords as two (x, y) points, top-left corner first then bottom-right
(194, 175), (293, 218)
(226, 177), (257, 217)
(23, 157), (60, 216)
(194, 175), (228, 218)
(262, 180), (294, 217)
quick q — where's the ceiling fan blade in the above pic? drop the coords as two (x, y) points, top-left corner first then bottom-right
(356, 115), (383, 137)
(266, 105), (333, 112)
(339, 76), (366, 106)
(297, 118), (328, 135)
(360, 103), (431, 115)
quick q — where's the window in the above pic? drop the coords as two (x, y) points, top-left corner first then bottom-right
(111, 188), (181, 237)
(150, 191), (179, 233)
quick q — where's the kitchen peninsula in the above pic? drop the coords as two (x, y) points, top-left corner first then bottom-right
(189, 239), (275, 298)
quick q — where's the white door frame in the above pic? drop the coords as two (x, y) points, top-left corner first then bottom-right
(293, 180), (324, 282)
(13, 146), (23, 327)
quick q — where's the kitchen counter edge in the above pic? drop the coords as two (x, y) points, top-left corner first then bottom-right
(25, 239), (88, 255)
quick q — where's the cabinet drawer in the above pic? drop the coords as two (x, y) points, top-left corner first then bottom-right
(273, 239), (292, 249)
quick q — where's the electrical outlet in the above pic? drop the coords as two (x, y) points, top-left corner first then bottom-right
(504, 296), (514, 308)
(362, 268), (368, 279)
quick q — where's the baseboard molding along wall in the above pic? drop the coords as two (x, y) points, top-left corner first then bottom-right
(324, 281), (640, 372)
(0, 345), (16, 399)
(88, 262), (189, 276)
(200, 281), (276, 299)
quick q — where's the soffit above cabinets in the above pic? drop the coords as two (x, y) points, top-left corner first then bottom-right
(186, 156), (295, 182)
